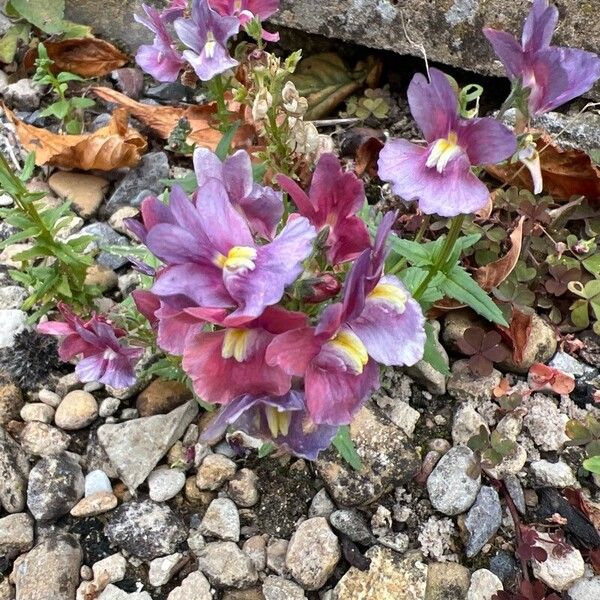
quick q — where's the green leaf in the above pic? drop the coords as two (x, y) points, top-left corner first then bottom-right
(422, 321), (449, 375)
(215, 122), (240, 160)
(441, 265), (508, 326)
(399, 267), (445, 305)
(583, 455), (600, 474)
(59, 20), (93, 38)
(258, 442), (276, 458)
(56, 71), (84, 84)
(161, 172), (197, 194)
(69, 96), (95, 109)
(65, 119), (82, 134)
(8, 0), (65, 33)
(388, 235), (434, 267)
(19, 152), (36, 182)
(571, 299), (590, 329)
(0, 22), (30, 64)
(565, 419), (592, 444)
(333, 425), (363, 471)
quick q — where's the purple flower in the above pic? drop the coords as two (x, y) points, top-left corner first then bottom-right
(194, 147), (283, 239)
(135, 4), (185, 82)
(132, 182), (316, 326)
(378, 68), (517, 217)
(266, 213), (426, 425)
(174, 0), (239, 81)
(484, 0), (600, 115)
(37, 303), (143, 389)
(209, 0), (280, 41)
(277, 153), (371, 264)
(201, 390), (337, 460)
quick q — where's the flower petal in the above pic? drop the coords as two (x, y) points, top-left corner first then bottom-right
(265, 327), (321, 376)
(75, 354), (107, 384)
(522, 0), (558, 53)
(482, 28), (524, 79)
(457, 117), (517, 166)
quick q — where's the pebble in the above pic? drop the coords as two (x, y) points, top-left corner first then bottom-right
(12, 534), (82, 600)
(99, 396), (121, 417)
(427, 446), (481, 516)
(80, 222), (130, 269)
(167, 571), (212, 600)
(38, 389), (61, 408)
(108, 206), (140, 236)
(286, 517), (341, 590)
(188, 529), (207, 555)
(4, 79), (42, 111)
(266, 538), (288, 575)
(0, 579), (12, 600)
(27, 452), (84, 521)
(530, 459), (577, 487)
(425, 562), (470, 600)
(504, 474), (526, 514)
(48, 171), (109, 219)
(495, 412), (523, 441)
(523, 394), (569, 451)
(197, 541), (258, 589)
(489, 551), (520, 588)
(20, 402), (54, 423)
(71, 491), (118, 517)
(99, 585), (152, 599)
(483, 442), (528, 480)
(55, 390), (99, 430)
(56, 372), (83, 396)
(0, 513), (34, 558)
(228, 468), (259, 507)
(105, 499), (187, 560)
(263, 576), (306, 600)
(451, 403), (488, 445)
(464, 486), (502, 557)
(98, 400), (198, 491)
(568, 576), (600, 600)
(148, 468), (186, 502)
(243, 535), (267, 571)
(19, 421), (71, 456)
(330, 509), (375, 546)
(0, 426), (30, 513)
(333, 547), (428, 599)
(196, 453), (237, 490)
(85, 264), (119, 291)
(148, 552), (186, 587)
(92, 553), (127, 585)
(86, 469), (113, 496)
(467, 569), (503, 600)
(532, 540), (585, 591)
(0, 379), (23, 424)
(200, 497), (240, 541)
(137, 379), (191, 416)
(406, 320), (448, 396)
(550, 351), (595, 377)
(447, 359), (502, 404)
(308, 488), (335, 518)
(0, 309), (26, 348)
(0, 285), (27, 309)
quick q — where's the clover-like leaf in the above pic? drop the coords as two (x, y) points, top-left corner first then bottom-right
(458, 327), (510, 376)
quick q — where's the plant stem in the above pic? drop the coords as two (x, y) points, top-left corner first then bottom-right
(413, 214), (465, 301)
(209, 75), (230, 132)
(388, 214), (431, 275)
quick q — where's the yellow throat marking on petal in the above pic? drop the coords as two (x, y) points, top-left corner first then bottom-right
(426, 131), (461, 173)
(368, 283), (408, 313)
(204, 30), (217, 59)
(221, 328), (253, 362)
(234, 0), (243, 11)
(328, 328), (368, 375)
(214, 246), (257, 271)
(265, 407), (291, 438)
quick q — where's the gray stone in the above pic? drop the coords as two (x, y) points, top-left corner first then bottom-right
(19, 422), (70, 457)
(0, 513), (34, 558)
(467, 569), (503, 600)
(38, 389), (61, 408)
(27, 453), (85, 521)
(0, 578), (14, 600)
(148, 468), (186, 502)
(286, 517), (340, 591)
(167, 571), (212, 600)
(0, 286), (27, 310)
(3, 79), (41, 111)
(99, 585), (152, 600)
(447, 359), (502, 404)
(200, 497), (240, 542)
(197, 541), (258, 589)
(263, 576), (306, 600)
(549, 350), (596, 377)
(425, 562), (470, 600)
(98, 400), (198, 491)
(148, 553), (186, 587)
(80, 222), (130, 270)
(523, 394), (569, 451)
(12, 534), (82, 600)
(103, 152), (170, 214)
(330, 509), (375, 546)
(427, 446), (481, 516)
(228, 468), (259, 507)
(92, 553), (127, 585)
(568, 576), (600, 600)
(0, 426), (29, 513)
(406, 320), (448, 395)
(243, 535), (267, 572)
(316, 404), (420, 506)
(374, 395), (421, 437)
(308, 488), (335, 518)
(530, 459), (577, 488)
(266, 538), (288, 575)
(504, 474), (526, 514)
(451, 403), (488, 446)
(464, 486), (502, 557)
(0, 309), (26, 348)
(99, 396), (121, 417)
(105, 499), (187, 560)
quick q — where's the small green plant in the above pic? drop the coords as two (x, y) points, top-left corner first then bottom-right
(344, 87), (391, 120)
(0, 153), (99, 320)
(468, 425), (518, 469)
(33, 43), (95, 134)
(565, 415), (600, 474)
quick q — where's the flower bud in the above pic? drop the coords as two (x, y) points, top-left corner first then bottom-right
(282, 81), (308, 117)
(300, 273), (341, 303)
(252, 88), (273, 122)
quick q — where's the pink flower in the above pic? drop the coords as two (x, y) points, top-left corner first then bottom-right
(37, 304), (143, 389)
(209, 0), (280, 41)
(277, 153), (371, 264)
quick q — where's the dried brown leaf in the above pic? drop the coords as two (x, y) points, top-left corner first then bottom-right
(475, 216), (525, 291)
(5, 105), (147, 170)
(486, 131), (600, 201)
(497, 307), (533, 364)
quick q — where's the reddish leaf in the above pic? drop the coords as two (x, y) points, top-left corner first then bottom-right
(528, 362), (575, 395)
(497, 308), (533, 364)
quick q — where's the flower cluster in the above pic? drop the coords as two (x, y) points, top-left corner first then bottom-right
(135, 0), (280, 83)
(127, 151), (425, 458)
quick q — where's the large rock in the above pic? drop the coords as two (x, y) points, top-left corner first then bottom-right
(97, 400), (198, 491)
(316, 404), (420, 506)
(65, 1), (600, 102)
(11, 534), (82, 600)
(0, 426), (30, 513)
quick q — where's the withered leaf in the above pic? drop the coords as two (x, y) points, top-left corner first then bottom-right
(486, 131), (600, 201)
(26, 37), (128, 78)
(475, 216), (525, 291)
(497, 307), (533, 365)
(5, 105), (147, 171)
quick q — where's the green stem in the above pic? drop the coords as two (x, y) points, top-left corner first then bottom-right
(413, 214), (465, 301)
(388, 215), (431, 275)
(209, 75), (230, 132)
